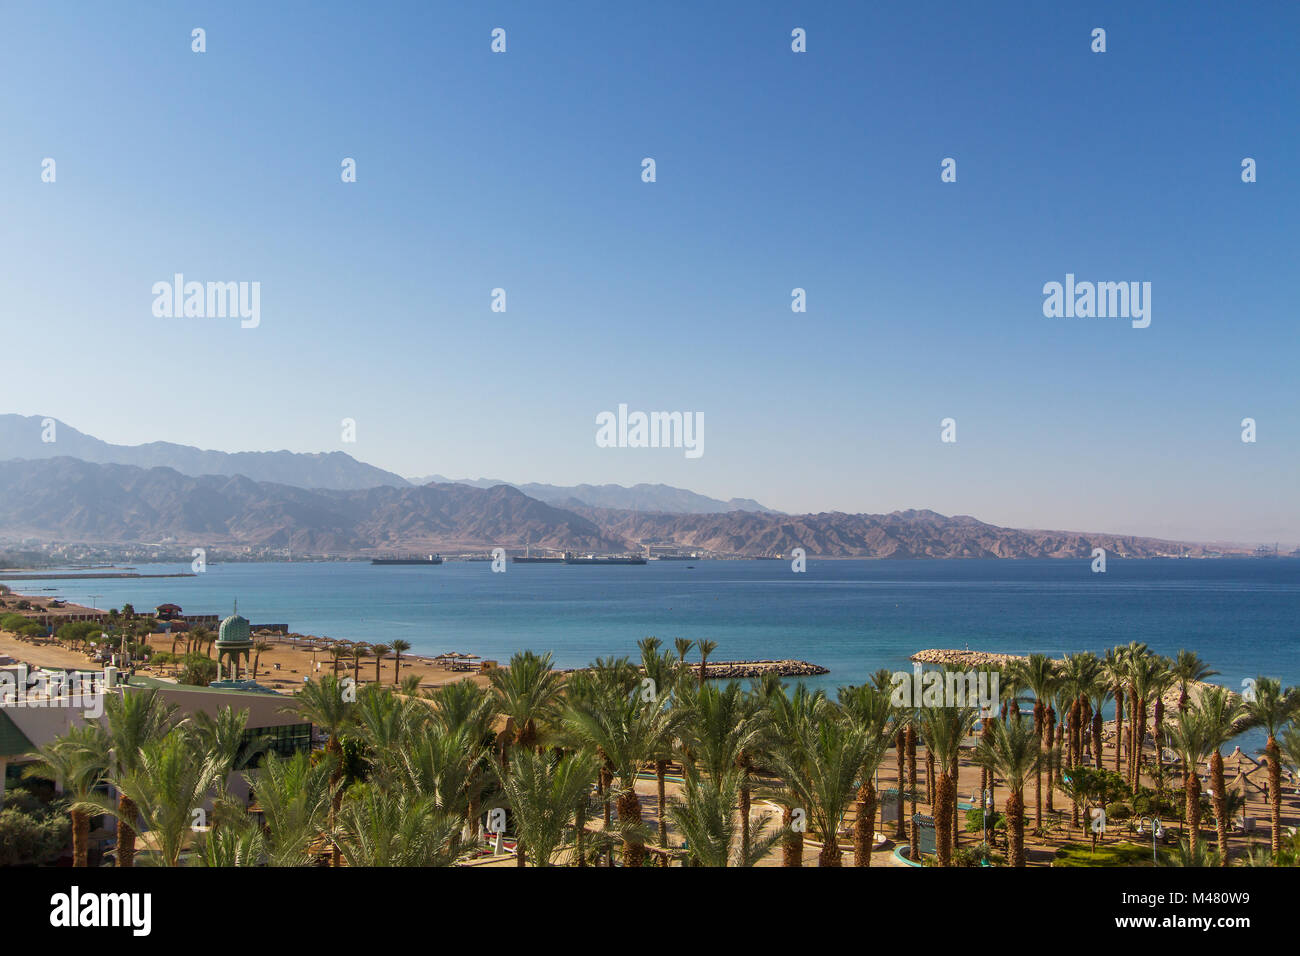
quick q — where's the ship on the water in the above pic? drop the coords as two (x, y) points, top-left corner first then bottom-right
(371, 554), (443, 565)
(563, 552), (647, 565)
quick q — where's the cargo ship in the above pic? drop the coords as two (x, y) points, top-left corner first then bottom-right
(563, 552), (647, 565)
(512, 543), (564, 564)
(371, 554), (443, 565)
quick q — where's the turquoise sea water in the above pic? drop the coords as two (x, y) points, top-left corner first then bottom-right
(7, 558), (1297, 701)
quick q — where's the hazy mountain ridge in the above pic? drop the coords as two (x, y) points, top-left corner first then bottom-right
(0, 459), (621, 553)
(567, 506), (1218, 559)
(0, 458), (1224, 558)
(410, 475), (776, 515)
(0, 415), (409, 491)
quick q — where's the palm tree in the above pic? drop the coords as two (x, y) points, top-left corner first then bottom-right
(329, 784), (461, 867)
(1009, 653), (1057, 829)
(22, 724), (109, 867)
(494, 747), (600, 866)
(670, 764), (786, 866)
(245, 750), (335, 866)
(1165, 706), (1213, 856)
(1243, 676), (1299, 858)
(765, 682), (827, 866)
(287, 674), (357, 865)
(639, 638), (681, 855)
(1102, 646), (1128, 774)
(96, 687), (178, 867)
(564, 674), (688, 867)
(919, 703), (976, 865)
(1196, 686), (1247, 866)
(1082, 670), (1111, 771)
(195, 817), (267, 867)
(673, 638), (694, 666)
(389, 639), (412, 686)
(350, 643), (370, 683)
(491, 650), (566, 753)
(840, 683), (899, 866)
(189, 702), (267, 785)
(682, 681), (771, 860)
(110, 728), (226, 866)
(696, 639), (718, 687)
(1128, 651), (1164, 790)
(370, 644), (392, 683)
(251, 640), (273, 679)
(396, 724), (488, 855)
(1172, 650), (1218, 713)
(974, 715), (1043, 867)
(768, 707), (868, 867)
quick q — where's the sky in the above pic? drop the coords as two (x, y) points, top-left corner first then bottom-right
(1, 1), (1296, 544)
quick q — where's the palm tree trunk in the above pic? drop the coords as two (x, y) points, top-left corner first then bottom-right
(781, 805), (802, 867)
(655, 759), (668, 855)
(71, 808), (89, 867)
(853, 778), (877, 867)
(1034, 702), (1044, 829)
(1185, 771), (1201, 856)
(1092, 709), (1103, 770)
(949, 751), (960, 851)
(925, 749), (935, 806)
(935, 772), (954, 866)
(1267, 735), (1282, 857)
(818, 831), (842, 867)
(739, 771), (752, 862)
(906, 725), (918, 862)
(116, 794), (137, 868)
(1211, 751), (1228, 866)
(575, 802), (587, 867)
(1044, 708), (1056, 814)
(1007, 789), (1026, 867)
(1114, 687), (1125, 773)
(617, 790), (646, 867)
(894, 730), (906, 840)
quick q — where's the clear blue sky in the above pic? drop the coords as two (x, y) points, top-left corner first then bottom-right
(2, 1), (1296, 544)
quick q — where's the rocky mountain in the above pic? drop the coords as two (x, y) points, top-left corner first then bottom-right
(566, 506), (1214, 559)
(0, 459), (1219, 559)
(0, 458), (620, 553)
(0, 415), (409, 491)
(409, 476), (776, 515)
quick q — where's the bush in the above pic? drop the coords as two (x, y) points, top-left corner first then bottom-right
(1054, 840), (1166, 867)
(179, 656), (218, 687)
(0, 808), (69, 866)
(1106, 801), (1133, 822)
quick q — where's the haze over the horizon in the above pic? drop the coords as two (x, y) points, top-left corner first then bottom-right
(2, 3), (1296, 545)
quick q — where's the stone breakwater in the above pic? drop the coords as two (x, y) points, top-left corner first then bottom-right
(565, 659), (828, 679)
(692, 659), (829, 679)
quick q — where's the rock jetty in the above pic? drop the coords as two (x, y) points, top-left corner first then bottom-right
(692, 659), (828, 679)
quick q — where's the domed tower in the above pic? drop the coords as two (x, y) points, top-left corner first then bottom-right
(215, 602), (254, 682)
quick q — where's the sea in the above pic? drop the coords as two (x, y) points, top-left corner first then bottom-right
(7, 558), (1296, 701)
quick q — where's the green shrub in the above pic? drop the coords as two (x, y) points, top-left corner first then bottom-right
(179, 656), (217, 687)
(1054, 840), (1166, 867)
(0, 808), (69, 866)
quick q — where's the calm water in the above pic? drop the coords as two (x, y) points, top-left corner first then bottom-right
(6, 559), (1297, 701)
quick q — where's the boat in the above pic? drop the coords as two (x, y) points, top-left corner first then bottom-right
(563, 552), (647, 565)
(512, 556), (564, 564)
(371, 555), (443, 565)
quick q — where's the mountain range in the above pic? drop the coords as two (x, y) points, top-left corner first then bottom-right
(0, 415), (771, 514)
(0, 456), (1226, 559)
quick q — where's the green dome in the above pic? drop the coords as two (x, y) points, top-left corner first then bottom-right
(217, 612), (252, 646)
